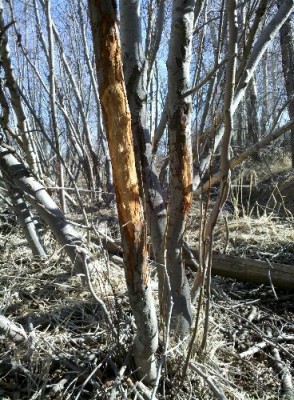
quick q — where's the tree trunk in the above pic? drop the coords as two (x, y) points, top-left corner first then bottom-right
(198, 0), (238, 351)
(279, 1), (294, 167)
(0, 147), (96, 276)
(88, 0), (158, 384)
(166, 0), (196, 337)
(8, 186), (47, 258)
(119, 0), (167, 315)
(246, 76), (261, 161)
(45, 0), (66, 213)
(185, 251), (294, 290)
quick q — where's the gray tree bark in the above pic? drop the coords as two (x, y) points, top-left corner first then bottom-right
(0, 147), (96, 276)
(45, 0), (66, 213)
(199, 0), (238, 351)
(0, 0), (41, 177)
(165, 0), (196, 337)
(7, 185), (47, 258)
(119, 0), (167, 314)
(246, 77), (261, 155)
(279, 0), (294, 167)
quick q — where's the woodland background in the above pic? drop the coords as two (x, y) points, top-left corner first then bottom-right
(0, 0), (293, 399)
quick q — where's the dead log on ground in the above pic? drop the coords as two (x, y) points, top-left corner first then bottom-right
(185, 251), (294, 290)
(102, 238), (294, 289)
(212, 254), (294, 289)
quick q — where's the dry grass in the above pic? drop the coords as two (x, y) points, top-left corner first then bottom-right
(0, 226), (293, 399)
(0, 157), (294, 399)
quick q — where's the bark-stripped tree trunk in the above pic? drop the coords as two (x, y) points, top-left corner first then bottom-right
(77, 0), (114, 203)
(119, 0), (167, 314)
(165, 0), (196, 337)
(279, 0), (294, 167)
(88, 0), (158, 384)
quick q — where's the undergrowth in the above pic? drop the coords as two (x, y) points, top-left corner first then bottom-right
(0, 158), (293, 399)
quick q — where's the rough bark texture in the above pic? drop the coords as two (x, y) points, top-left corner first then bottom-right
(166, 0), (196, 337)
(88, 0), (158, 384)
(279, 0), (294, 167)
(119, 0), (167, 314)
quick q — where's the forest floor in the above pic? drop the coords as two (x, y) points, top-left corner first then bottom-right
(0, 151), (293, 400)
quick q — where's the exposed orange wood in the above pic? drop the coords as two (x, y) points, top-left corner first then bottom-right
(89, 1), (147, 286)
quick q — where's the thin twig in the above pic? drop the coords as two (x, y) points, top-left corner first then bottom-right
(151, 260), (173, 400)
(77, 247), (117, 338)
(271, 346), (294, 400)
(266, 258), (278, 300)
(110, 350), (132, 400)
(190, 362), (228, 400)
(240, 335), (294, 359)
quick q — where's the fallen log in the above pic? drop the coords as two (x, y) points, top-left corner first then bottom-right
(101, 238), (294, 289)
(185, 251), (294, 290)
(213, 254), (294, 289)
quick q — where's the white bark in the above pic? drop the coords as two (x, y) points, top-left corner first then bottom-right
(119, 0), (167, 277)
(8, 185), (47, 257)
(0, 315), (27, 344)
(45, 0), (66, 213)
(0, 147), (96, 276)
(166, 0), (196, 336)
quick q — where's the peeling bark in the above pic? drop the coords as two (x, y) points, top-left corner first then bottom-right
(88, 0), (158, 384)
